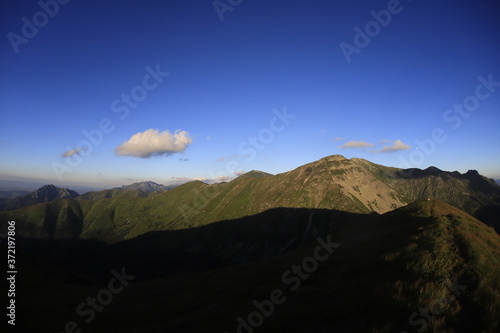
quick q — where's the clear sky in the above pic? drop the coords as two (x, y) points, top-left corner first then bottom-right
(1, 0), (499, 188)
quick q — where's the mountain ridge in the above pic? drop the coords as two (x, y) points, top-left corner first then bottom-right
(113, 180), (173, 192)
(234, 170), (273, 180)
(0, 184), (79, 211)
(1, 155), (499, 242)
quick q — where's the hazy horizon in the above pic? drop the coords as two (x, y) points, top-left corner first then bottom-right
(1, 153), (499, 192)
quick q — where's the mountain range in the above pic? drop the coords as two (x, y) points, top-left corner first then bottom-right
(2, 155), (499, 332)
(0, 184), (79, 211)
(113, 180), (174, 192)
(0, 181), (174, 210)
(1, 155), (498, 242)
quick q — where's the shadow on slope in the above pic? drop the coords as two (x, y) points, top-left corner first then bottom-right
(16, 201), (500, 332)
(105, 207), (370, 279)
(16, 207), (370, 280)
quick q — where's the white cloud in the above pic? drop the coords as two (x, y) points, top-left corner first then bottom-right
(62, 147), (86, 158)
(204, 175), (235, 183)
(234, 170), (246, 177)
(115, 129), (192, 158)
(372, 139), (411, 153)
(334, 137), (344, 141)
(340, 141), (374, 148)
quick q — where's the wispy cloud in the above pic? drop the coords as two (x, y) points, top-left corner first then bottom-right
(204, 175), (237, 183)
(169, 173), (243, 184)
(216, 153), (239, 163)
(62, 147), (86, 158)
(334, 137), (344, 141)
(115, 129), (192, 158)
(340, 140), (374, 148)
(234, 170), (246, 177)
(372, 139), (411, 153)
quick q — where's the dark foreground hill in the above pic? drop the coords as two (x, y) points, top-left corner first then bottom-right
(13, 200), (500, 332)
(1, 155), (499, 243)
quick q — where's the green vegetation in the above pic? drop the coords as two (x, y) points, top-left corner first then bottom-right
(1, 155), (499, 243)
(13, 200), (500, 332)
(1, 156), (499, 331)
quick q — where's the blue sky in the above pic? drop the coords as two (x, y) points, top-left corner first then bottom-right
(1, 0), (499, 189)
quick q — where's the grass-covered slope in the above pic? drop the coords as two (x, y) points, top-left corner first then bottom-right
(15, 200), (500, 332)
(1, 155), (499, 243)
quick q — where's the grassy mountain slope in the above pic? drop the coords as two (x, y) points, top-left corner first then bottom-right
(77, 188), (150, 200)
(236, 170), (274, 179)
(1, 155), (499, 243)
(15, 200), (500, 332)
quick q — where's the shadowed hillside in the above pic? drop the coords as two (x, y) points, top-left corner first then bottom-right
(13, 200), (500, 332)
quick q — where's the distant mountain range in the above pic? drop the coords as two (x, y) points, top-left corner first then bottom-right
(0, 181), (175, 209)
(0, 184), (79, 211)
(0, 179), (102, 194)
(0, 189), (31, 199)
(113, 180), (174, 192)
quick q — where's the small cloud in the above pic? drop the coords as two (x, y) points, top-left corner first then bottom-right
(179, 158), (189, 162)
(216, 154), (239, 163)
(115, 129), (192, 158)
(378, 139), (392, 144)
(334, 137), (344, 141)
(206, 136), (212, 140)
(340, 141), (374, 148)
(204, 175), (234, 183)
(234, 170), (246, 177)
(372, 139), (411, 153)
(320, 128), (330, 134)
(62, 147), (87, 158)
